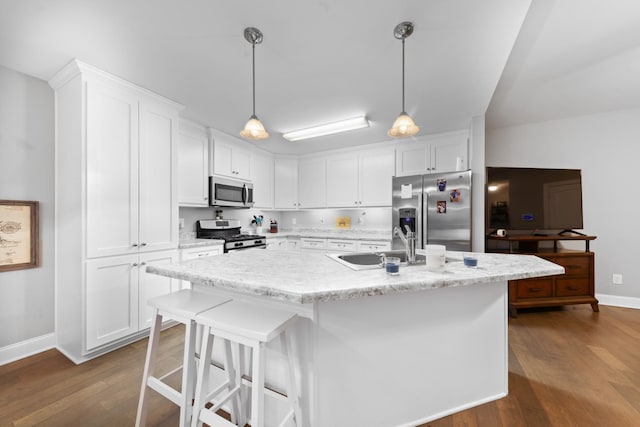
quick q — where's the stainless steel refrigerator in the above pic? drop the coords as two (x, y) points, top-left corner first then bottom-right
(392, 170), (472, 252)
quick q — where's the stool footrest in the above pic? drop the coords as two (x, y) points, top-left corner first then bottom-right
(158, 365), (183, 382)
(198, 407), (237, 427)
(277, 409), (295, 427)
(209, 383), (241, 414)
(147, 377), (181, 406)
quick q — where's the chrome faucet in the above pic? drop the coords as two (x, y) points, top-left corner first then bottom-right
(394, 225), (417, 264)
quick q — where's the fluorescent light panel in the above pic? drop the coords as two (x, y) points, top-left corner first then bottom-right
(283, 116), (370, 142)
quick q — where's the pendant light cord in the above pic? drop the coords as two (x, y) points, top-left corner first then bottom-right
(252, 43), (256, 116)
(401, 37), (405, 113)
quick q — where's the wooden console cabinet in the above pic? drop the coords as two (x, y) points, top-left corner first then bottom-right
(487, 235), (598, 317)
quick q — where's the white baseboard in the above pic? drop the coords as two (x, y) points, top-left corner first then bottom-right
(0, 333), (56, 366)
(596, 293), (640, 310)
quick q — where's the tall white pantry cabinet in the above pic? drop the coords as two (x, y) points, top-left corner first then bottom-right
(50, 60), (182, 363)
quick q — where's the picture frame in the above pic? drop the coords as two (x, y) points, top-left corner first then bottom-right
(0, 200), (39, 272)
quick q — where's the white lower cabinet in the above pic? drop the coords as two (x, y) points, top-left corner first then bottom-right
(85, 250), (178, 351)
(357, 240), (391, 252)
(300, 238), (327, 252)
(327, 239), (358, 253)
(179, 244), (224, 288)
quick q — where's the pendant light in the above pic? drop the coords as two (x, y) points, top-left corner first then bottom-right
(388, 21), (420, 138)
(240, 27), (269, 140)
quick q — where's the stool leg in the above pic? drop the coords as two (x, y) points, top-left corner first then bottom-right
(281, 331), (302, 427)
(237, 343), (247, 427)
(191, 327), (214, 427)
(223, 339), (241, 425)
(179, 319), (198, 427)
(250, 341), (266, 427)
(135, 309), (163, 427)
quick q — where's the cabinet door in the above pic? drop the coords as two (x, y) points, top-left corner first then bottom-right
(86, 80), (139, 258)
(86, 255), (139, 351)
(298, 157), (326, 208)
(252, 152), (274, 209)
(178, 124), (209, 206)
(274, 158), (299, 209)
(326, 153), (359, 207)
(138, 250), (179, 329)
(359, 149), (395, 206)
(431, 132), (468, 173)
(213, 139), (252, 180)
(395, 143), (429, 177)
(139, 99), (179, 253)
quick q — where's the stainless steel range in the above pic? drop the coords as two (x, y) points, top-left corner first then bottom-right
(196, 219), (266, 253)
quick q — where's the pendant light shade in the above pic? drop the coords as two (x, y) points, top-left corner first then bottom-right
(240, 27), (269, 140)
(388, 22), (420, 138)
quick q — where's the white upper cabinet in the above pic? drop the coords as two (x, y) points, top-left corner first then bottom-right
(274, 158), (299, 209)
(395, 130), (468, 176)
(326, 153), (359, 207)
(85, 78), (179, 258)
(358, 148), (395, 206)
(298, 156), (326, 208)
(210, 129), (252, 181)
(252, 151), (274, 209)
(178, 120), (210, 207)
(326, 148), (395, 207)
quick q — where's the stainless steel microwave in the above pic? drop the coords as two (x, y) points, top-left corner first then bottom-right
(208, 176), (254, 208)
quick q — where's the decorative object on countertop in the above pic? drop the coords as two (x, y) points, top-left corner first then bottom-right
(240, 27), (269, 140)
(425, 244), (446, 272)
(335, 216), (351, 229)
(270, 219), (278, 233)
(388, 21), (420, 138)
(252, 215), (264, 234)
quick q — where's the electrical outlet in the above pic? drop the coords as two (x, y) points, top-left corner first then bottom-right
(292, 218), (296, 225)
(179, 218), (184, 229)
(320, 216), (324, 224)
(612, 274), (623, 285)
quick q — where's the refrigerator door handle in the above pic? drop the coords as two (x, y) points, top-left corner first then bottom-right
(419, 192), (426, 249)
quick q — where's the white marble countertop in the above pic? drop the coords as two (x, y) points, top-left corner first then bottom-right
(147, 249), (563, 304)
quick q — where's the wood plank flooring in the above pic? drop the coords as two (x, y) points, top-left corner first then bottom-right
(1, 305), (639, 426)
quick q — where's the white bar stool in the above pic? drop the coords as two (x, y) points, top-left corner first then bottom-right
(135, 289), (233, 427)
(191, 300), (301, 427)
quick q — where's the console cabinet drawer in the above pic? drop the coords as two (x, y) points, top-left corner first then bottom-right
(547, 256), (589, 277)
(515, 278), (553, 299)
(555, 278), (590, 296)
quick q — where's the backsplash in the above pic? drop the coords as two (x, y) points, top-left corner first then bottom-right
(178, 206), (392, 239)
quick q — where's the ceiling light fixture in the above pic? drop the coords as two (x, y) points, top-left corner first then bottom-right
(388, 21), (420, 138)
(282, 116), (370, 142)
(240, 27), (269, 140)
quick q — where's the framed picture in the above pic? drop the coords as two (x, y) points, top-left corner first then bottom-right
(0, 200), (39, 272)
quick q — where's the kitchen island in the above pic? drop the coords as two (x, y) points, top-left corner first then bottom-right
(147, 250), (562, 427)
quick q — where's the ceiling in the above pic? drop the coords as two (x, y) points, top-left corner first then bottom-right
(2, 1), (638, 155)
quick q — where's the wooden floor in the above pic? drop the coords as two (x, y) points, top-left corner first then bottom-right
(2, 305), (640, 426)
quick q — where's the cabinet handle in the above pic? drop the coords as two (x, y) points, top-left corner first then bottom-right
(140, 262), (146, 266)
(529, 287), (543, 292)
(566, 286), (581, 291)
(132, 243), (138, 247)
(140, 243), (147, 247)
(198, 253), (209, 257)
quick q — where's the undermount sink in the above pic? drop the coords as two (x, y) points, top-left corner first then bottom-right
(328, 250), (426, 271)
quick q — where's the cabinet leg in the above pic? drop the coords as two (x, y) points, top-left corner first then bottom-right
(591, 303), (600, 312)
(508, 305), (518, 318)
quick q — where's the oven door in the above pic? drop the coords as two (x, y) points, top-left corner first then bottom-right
(209, 176), (254, 208)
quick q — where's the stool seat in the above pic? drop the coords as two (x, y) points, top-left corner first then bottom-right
(150, 289), (231, 321)
(192, 301), (301, 427)
(196, 300), (298, 342)
(135, 289), (233, 427)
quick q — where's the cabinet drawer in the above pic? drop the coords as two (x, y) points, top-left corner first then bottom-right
(515, 278), (553, 299)
(357, 240), (392, 252)
(556, 278), (590, 296)
(300, 238), (327, 250)
(546, 256), (590, 277)
(181, 245), (223, 260)
(327, 239), (357, 252)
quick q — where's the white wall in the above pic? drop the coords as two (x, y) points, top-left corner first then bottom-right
(0, 65), (55, 350)
(486, 108), (639, 304)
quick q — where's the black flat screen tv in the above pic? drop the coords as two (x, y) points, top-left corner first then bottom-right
(486, 167), (584, 232)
